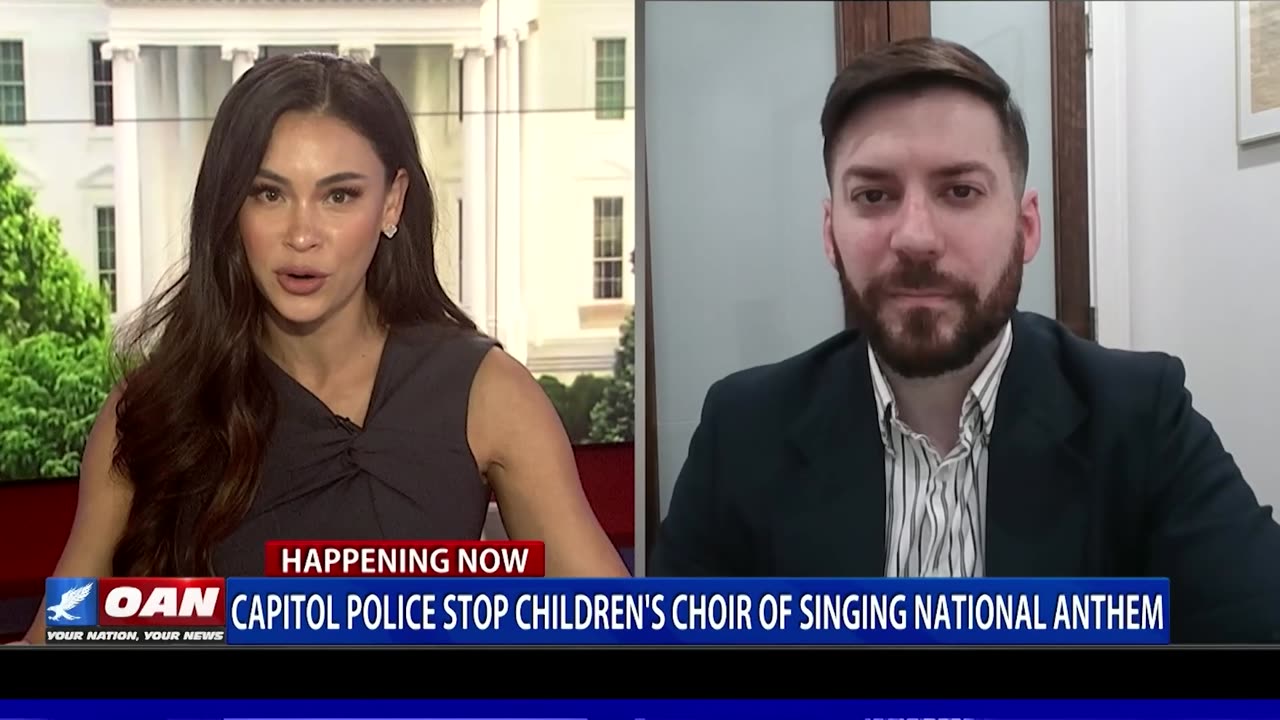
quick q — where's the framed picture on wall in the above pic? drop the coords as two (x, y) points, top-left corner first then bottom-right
(1236, 0), (1280, 144)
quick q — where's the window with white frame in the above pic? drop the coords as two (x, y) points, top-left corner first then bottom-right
(594, 38), (625, 120)
(96, 207), (116, 311)
(593, 197), (624, 300)
(91, 40), (113, 126)
(0, 41), (25, 125)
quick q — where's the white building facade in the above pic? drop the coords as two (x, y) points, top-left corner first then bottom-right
(0, 0), (635, 378)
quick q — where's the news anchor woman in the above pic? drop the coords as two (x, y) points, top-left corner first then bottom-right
(17, 52), (626, 644)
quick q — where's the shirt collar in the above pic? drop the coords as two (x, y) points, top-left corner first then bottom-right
(868, 321), (1014, 448)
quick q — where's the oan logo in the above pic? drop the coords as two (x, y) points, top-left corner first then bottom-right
(44, 577), (98, 627)
(98, 578), (227, 626)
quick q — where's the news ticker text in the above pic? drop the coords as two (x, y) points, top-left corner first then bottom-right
(44, 576), (1171, 645)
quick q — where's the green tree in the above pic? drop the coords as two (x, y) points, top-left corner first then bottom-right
(0, 333), (113, 478)
(538, 373), (608, 443)
(0, 156), (109, 343)
(0, 147), (114, 481)
(588, 308), (635, 442)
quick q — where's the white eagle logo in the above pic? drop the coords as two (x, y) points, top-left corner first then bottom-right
(46, 583), (94, 622)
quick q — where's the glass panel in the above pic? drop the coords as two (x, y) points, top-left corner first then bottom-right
(594, 39), (626, 118)
(0, 41), (21, 79)
(96, 208), (116, 269)
(93, 85), (113, 126)
(100, 273), (117, 312)
(592, 196), (624, 300)
(0, 85), (24, 125)
(646, 0), (839, 517)
(91, 40), (109, 82)
(0, 41), (25, 126)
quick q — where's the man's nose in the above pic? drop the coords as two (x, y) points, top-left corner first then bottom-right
(888, 190), (943, 258)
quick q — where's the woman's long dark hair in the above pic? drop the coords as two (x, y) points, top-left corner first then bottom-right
(111, 53), (474, 575)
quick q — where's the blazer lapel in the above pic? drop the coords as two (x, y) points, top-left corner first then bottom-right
(784, 334), (887, 577)
(985, 313), (1093, 577)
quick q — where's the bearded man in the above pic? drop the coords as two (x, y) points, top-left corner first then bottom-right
(648, 37), (1280, 645)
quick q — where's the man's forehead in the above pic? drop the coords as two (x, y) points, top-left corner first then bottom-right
(832, 90), (1007, 168)
(834, 126), (1009, 186)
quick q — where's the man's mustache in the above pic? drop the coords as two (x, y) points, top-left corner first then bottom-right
(870, 261), (973, 297)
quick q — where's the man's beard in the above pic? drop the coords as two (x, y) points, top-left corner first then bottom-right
(837, 235), (1023, 379)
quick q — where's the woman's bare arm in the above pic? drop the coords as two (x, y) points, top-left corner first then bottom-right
(21, 387), (134, 643)
(468, 349), (629, 577)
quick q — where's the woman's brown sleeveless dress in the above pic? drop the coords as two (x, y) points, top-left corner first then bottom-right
(211, 323), (497, 576)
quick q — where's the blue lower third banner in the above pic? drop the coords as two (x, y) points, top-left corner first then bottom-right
(223, 577), (1170, 645)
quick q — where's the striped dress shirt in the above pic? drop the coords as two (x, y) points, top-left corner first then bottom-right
(869, 322), (1013, 578)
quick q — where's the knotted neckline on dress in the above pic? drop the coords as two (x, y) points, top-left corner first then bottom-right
(246, 327), (454, 519)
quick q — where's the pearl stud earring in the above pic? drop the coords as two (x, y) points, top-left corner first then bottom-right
(383, 224), (398, 239)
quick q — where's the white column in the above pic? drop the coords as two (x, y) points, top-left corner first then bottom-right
(153, 48), (182, 292)
(176, 47), (202, 165)
(339, 43), (375, 64)
(175, 46), (203, 272)
(456, 44), (488, 332)
(158, 47), (178, 117)
(520, 21), (540, 346)
(522, 21), (540, 110)
(484, 46), (498, 335)
(139, 50), (168, 298)
(104, 42), (144, 317)
(497, 30), (526, 362)
(222, 45), (257, 83)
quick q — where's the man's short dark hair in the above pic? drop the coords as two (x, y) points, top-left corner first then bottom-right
(821, 37), (1030, 193)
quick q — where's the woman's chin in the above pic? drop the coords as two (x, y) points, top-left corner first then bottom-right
(266, 297), (331, 329)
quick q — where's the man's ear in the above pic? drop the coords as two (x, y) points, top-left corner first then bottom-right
(1018, 188), (1042, 264)
(822, 197), (838, 268)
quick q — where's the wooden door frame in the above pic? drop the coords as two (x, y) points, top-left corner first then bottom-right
(834, 0), (1094, 340)
(640, 1), (660, 561)
(642, 153), (659, 558)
